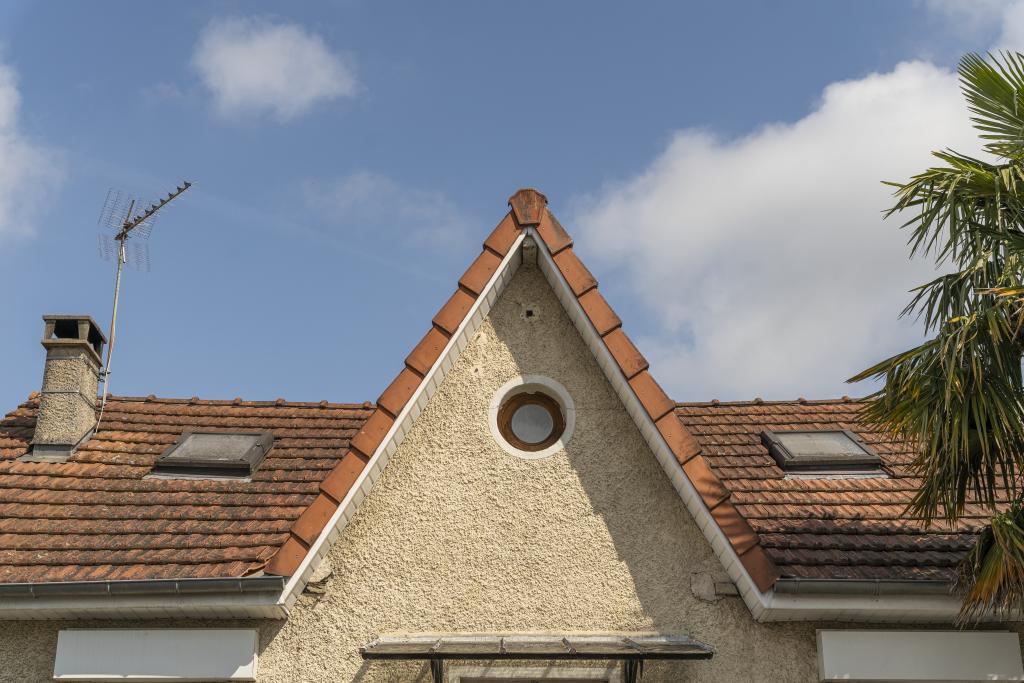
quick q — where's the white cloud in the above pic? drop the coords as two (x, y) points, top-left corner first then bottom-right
(192, 17), (356, 121)
(0, 63), (63, 242)
(996, 1), (1024, 48)
(304, 171), (471, 248)
(573, 61), (983, 400)
(919, 0), (1024, 49)
(919, 0), (1010, 36)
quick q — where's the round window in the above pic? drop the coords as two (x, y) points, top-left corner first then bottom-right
(497, 391), (565, 451)
(488, 376), (575, 459)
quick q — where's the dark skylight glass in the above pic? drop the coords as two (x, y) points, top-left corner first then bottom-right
(151, 432), (273, 478)
(761, 430), (881, 472)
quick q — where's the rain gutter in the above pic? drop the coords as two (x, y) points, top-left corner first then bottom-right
(773, 578), (953, 597)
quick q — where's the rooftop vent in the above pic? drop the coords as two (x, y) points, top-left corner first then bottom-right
(761, 429), (882, 473)
(150, 432), (273, 479)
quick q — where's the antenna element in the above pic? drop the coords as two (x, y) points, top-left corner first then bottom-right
(96, 181), (192, 429)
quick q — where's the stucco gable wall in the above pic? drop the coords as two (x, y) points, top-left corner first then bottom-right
(254, 261), (821, 682)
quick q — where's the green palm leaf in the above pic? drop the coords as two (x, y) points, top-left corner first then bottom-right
(851, 52), (1024, 620)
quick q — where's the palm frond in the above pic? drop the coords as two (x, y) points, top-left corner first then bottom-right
(853, 50), (1024, 622)
(853, 309), (1024, 522)
(960, 52), (1024, 159)
(956, 501), (1024, 623)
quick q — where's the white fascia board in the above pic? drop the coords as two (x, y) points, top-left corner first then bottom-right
(278, 234), (527, 609)
(528, 229), (990, 625)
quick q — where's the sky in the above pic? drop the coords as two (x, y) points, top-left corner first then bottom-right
(0, 1), (1019, 410)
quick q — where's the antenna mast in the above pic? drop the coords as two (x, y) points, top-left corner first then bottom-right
(97, 181), (192, 428)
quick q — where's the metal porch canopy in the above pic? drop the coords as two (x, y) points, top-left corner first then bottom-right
(360, 633), (714, 683)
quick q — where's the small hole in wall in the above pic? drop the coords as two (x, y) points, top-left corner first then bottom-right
(521, 303), (540, 321)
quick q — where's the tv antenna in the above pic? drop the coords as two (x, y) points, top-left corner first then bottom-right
(95, 181), (192, 428)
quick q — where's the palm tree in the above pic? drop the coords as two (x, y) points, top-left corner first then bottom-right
(850, 51), (1024, 623)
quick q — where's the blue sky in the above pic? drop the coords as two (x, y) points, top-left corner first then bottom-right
(0, 1), (1014, 409)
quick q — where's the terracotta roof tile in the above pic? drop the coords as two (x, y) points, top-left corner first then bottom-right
(629, 372), (675, 422)
(0, 395), (371, 582)
(535, 209), (573, 255)
(458, 250), (502, 295)
(290, 493), (339, 546)
(405, 327), (450, 376)
(552, 249), (597, 297)
(483, 213), (520, 257)
(603, 329), (649, 380)
(675, 398), (1005, 581)
(433, 289), (476, 336)
(319, 452), (366, 502)
(377, 368), (422, 419)
(578, 289), (621, 336)
(350, 409), (395, 458)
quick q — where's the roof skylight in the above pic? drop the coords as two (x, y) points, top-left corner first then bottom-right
(151, 432), (273, 478)
(761, 429), (882, 473)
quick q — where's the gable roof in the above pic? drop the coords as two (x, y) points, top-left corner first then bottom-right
(0, 393), (370, 582)
(259, 188), (780, 597)
(0, 188), (992, 623)
(678, 398), (986, 583)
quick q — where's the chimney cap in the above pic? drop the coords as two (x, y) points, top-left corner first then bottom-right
(41, 315), (106, 365)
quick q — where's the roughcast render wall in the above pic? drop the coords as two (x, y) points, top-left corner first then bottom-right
(253, 262), (822, 681)
(0, 262), (824, 681)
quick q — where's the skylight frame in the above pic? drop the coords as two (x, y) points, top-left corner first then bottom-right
(761, 429), (882, 472)
(151, 431), (274, 479)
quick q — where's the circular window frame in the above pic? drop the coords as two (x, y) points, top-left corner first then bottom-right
(488, 375), (575, 460)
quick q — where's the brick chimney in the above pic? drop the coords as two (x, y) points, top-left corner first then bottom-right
(26, 315), (106, 462)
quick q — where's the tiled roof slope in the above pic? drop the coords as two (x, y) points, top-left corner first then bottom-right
(0, 394), (371, 582)
(676, 398), (989, 582)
